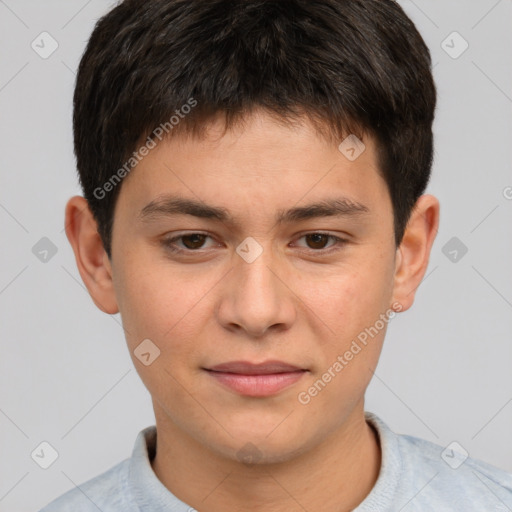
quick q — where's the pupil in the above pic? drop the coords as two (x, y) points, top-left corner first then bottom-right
(183, 234), (205, 249)
(307, 234), (328, 249)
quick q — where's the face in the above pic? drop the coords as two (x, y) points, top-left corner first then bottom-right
(105, 110), (402, 462)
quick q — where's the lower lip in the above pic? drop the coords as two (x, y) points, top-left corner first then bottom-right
(206, 370), (306, 397)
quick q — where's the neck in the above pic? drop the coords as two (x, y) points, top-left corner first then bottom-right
(151, 401), (381, 512)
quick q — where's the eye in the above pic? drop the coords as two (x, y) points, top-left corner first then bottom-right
(179, 234), (208, 249)
(294, 233), (347, 251)
(161, 231), (347, 255)
(162, 233), (216, 252)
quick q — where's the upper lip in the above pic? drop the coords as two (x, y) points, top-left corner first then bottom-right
(206, 360), (305, 375)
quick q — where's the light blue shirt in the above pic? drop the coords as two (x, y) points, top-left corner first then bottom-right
(39, 412), (512, 511)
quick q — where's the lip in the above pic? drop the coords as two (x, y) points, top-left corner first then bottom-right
(207, 360), (304, 374)
(204, 360), (307, 397)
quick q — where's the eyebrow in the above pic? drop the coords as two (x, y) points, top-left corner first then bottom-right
(138, 195), (370, 224)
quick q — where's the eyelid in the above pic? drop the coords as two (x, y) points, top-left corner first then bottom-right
(291, 232), (348, 251)
(161, 231), (220, 252)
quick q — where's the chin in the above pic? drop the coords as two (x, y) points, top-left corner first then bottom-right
(208, 425), (316, 466)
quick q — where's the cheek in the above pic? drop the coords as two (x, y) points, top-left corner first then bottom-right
(116, 253), (173, 323)
(304, 262), (389, 329)
(116, 272), (166, 347)
(115, 257), (218, 359)
(300, 254), (393, 372)
(114, 266), (204, 403)
(301, 277), (391, 412)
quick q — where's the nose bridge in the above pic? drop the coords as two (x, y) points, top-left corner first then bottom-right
(238, 250), (278, 302)
(216, 243), (295, 336)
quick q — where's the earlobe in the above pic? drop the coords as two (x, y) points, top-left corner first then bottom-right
(391, 194), (440, 312)
(64, 196), (119, 314)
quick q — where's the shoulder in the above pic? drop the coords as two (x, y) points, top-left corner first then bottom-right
(38, 458), (133, 512)
(397, 427), (512, 509)
(363, 412), (512, 511)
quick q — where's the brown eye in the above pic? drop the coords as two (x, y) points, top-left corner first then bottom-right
(161, 232), (219, 254)
(305, 233), (330, 249)
(180, 234), (207, 249)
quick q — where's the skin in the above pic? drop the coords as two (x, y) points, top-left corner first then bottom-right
(65, 109), (439, 512)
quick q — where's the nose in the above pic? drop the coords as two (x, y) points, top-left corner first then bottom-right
(215, 248), (296, 338)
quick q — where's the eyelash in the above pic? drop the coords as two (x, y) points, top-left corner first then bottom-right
(161, 232), (348, 255)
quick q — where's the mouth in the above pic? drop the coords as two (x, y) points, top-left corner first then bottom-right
(203, 360), (308, 397)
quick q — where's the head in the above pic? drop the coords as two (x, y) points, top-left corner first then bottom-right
(66, 0), (439, 463)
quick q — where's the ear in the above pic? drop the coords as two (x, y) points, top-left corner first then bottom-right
(391, 194), (440, 312)
(64, 196), (119, 314)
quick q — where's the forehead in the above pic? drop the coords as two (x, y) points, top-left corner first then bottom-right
(115, 110), (390, 224)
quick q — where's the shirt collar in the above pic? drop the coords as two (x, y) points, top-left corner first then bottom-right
(354, 411), (402, 511)
(128, 411), (401, 511)
(129, 426), (192, 511)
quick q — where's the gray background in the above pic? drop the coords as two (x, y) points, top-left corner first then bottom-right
(1, 0), (511, 510)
